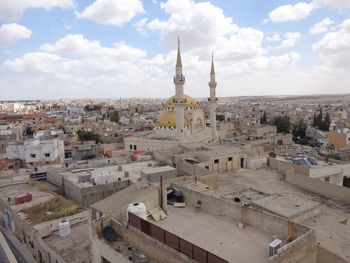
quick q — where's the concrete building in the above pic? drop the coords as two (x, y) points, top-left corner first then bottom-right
(269, 156), (344, 186)
(6, 138), (65, 167)
(89, 177), (317, 263)
(0, 184), (90, 263)
(47, 160), (164, 207)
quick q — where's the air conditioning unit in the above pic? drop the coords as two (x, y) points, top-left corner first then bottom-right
(268, 239), (282, 257)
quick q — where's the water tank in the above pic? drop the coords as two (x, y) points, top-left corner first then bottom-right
(59, 219), (71, 237)
(127, 203), (147, 220)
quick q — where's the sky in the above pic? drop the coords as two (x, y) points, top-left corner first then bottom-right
(0, 0), (350, 99)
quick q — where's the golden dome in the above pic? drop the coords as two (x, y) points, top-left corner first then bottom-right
(156, 111), (191, 127)
(163, 95), (198, 109)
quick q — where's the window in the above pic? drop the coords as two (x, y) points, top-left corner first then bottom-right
(133, 145), (137, 150)
(129, 145), (132, 149)
(205, 165), (209, 169)
(30, 154), (36, 158)
(29, 162), (33, 166)
(228, 157), (233, 161)
(45, 153), (50, 157)
(214, 159), (219, 164)
(324, 176), (330, 182)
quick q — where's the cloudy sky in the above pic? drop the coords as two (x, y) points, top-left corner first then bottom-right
(0, 0), (350, 99)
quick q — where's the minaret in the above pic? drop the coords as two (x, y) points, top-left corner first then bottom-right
(174, 37), (185, 141)
(208, 53), (218, 142)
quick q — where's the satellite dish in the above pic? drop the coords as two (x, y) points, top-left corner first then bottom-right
(102, 226), (118, 243)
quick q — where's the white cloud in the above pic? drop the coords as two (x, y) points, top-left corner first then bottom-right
(314, 0), (350, 10)
(76, 0), (144, 27)
(281, 32), (301, 48)
(266, 2), (316, 23)
(309, 18), (334, 34)
(265, 33), (281, 42)
(2, 31), (302, 99)
(143, 0), (237, 48)
(0, 23), (32, 48)
(39, 34), (146, 60)
(313, 19), (350, 70)
(0, 0), (74, 21)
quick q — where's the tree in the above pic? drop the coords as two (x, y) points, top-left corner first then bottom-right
(109, 110), (120, 123)
(320, 112), (331, 131)
(261, 111), (268, 124)
(84, 104), (102, 112)
(77, 130), (101, 143)
(312, 113), (317, 127)
(271, 115), (291, 133)
(216, 114), (225, 122)
(316, 109), (323, 128)
(292, 120), (308, 144)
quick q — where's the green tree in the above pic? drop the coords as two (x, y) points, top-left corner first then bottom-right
(292, 120), (308, 144)
(320, 112), (331, 131)
(312, 113), (317, 127)
(271, 115), (291, 133)
(316, 109), (323, 128)
(77, 130), (101, 143)
(216, 114), (225, 122)
(109, 110), (120, 123)
(84, 104), (102, 112)
(261, 111), (268, 124)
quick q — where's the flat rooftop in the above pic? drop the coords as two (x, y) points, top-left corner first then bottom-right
(252, 193), (320, 219)
(0, 184), (54, 212)
(154, 206), (273, 263)
(61, 160), (160, 187)
(44, 221), (90, 263)
(195, 168), (350, 261)
(141, 165), (175, 174)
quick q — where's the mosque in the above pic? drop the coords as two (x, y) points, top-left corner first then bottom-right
(125, 39), (219, 152)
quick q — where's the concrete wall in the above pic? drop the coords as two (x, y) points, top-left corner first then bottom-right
(308, 165), (343, 179)
(64, 179), (131, 207)
(125, 137), (179, 152)
(328, 132), (347, 149)
(246, 156), (267, 169)
(269, 230), (316, 263)
(268, 157), (293, 174)
(172, 183), (309, 239)
(286, 171), (350, 204)
(172, 183), (316, 263)
(91, 238), (130, 263)
(343, 163), (350, 177)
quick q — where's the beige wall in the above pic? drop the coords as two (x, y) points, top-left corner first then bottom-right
(172, 183), (316, 263)
(328, 132), (347, 149)
(286, 171), (350, 204)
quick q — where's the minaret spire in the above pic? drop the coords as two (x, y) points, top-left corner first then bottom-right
(211, 52), (215, 75)
(176, 36), (182, 68)
(209, 52), (218, 142)
(174, 37), (185, 141)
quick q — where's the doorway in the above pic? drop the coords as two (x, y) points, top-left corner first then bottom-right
(240, 158), (245, 168)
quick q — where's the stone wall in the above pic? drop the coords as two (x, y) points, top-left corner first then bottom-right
(286, 171), (350, 204)
(269, 229), (316, 263)
(172, 183), (316, 263)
